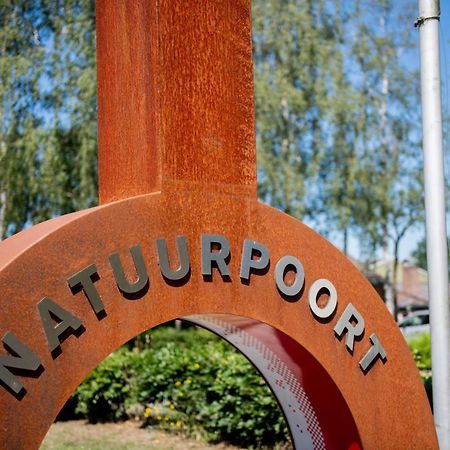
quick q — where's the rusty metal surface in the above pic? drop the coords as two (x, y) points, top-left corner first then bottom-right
(0, 0), (438, 448)
(96, 0), (160, 203)
(97, 0), (256, 204)
(0, 192), (438, 449)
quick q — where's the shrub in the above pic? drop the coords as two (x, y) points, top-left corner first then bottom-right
(408, 332), (431, 372)
(75, 348), (142, 423)
(408, 332), (433, 409)
(136, 331), (288, 446)
(73, 325), (290, 447)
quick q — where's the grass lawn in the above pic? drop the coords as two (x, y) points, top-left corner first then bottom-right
(41, 421), (241, 450)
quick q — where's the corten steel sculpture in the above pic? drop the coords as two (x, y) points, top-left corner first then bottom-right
(0, 1), (438, 449)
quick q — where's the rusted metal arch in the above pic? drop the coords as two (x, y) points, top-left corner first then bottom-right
(0, 0), (438, 448)
(0, 191), (437, 449)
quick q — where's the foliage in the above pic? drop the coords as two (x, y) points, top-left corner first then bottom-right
(412, 239), (428, 270)
(74, 326), (290, 448)
(407, 332), (433, 409)
(251, 0), (425, 319)
(348, 1), (423, 314)
(0, 0), (97, 239)
(42, 0), (97, 213)
(0, 0), (46, 236)
(75, 348), (142, 423)
(252, 0), (339, 218)
(408, 332), (431, 372)
(412, 237), (450, 275)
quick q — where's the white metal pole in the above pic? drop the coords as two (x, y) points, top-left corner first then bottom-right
(416, 0), (450, 447)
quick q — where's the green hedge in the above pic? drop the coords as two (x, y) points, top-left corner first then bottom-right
(407, 332), (433, 410)
(71, 327), (435, 446)
(407, 332), (431, 372)
(73, 326), (289, 448)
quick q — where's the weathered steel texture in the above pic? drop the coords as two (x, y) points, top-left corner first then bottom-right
(97, 0), (256, 204)
(96, 0), (160, 203)
(0, 193), (438, 449)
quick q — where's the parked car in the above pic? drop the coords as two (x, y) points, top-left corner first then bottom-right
(398, 310), (430, 340)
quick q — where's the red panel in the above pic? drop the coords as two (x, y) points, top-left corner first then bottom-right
(184, 314), (362, 449)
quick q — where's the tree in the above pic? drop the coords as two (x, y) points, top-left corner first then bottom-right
(412, 237), (450, 274)
(252, 0), (342, 219)
(346, 0), (424, 317)
(42, 0), (97, 213)
(0, 0), (97, 239)
(263, 0), (425, 318)
(412, 238), (427, 270)
(317, 2), (364, 254)
(0, 0), (49, 236)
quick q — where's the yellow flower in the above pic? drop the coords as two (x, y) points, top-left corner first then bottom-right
(185, 378), (192, 384)
(144, 407), (152, 418)
(176, 420), (182, 428)
(175, 380), (181, 387)
(177, 391), (184, 397)
(193, 363), (200, 370)
(170, 404), (175, 410)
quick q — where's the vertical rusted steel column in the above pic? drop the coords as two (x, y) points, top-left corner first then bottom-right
(96, 0), (256, 203)
(96, 1), (160, 202)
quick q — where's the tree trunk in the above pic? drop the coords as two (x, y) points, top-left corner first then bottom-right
(382, 222), (395, 316)
(0, 136), (6, 240)
(392, 239), (400, 321)
(0, 191), (5, 240)
(343, 227), (348, 256)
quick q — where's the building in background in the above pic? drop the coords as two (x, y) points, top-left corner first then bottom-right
(364, 259), (431, 319)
